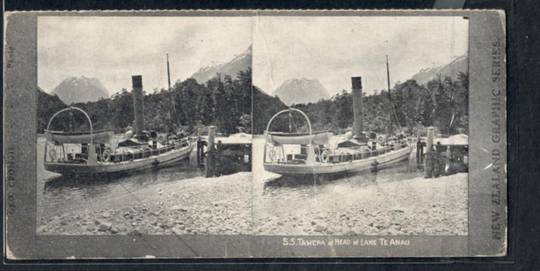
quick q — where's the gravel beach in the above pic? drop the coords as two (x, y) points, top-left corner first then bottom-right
(253, 173), (468, 236)
(38, 172), (253, 235)
(38, 172), (467, 236)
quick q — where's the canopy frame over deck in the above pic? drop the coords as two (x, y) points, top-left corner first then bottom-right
(44, 106), (101, 165)
(264, 108), (322, 165)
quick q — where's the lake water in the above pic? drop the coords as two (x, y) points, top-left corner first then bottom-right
(36, 137), (203, 221)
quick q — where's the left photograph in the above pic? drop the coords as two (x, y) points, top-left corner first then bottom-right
(36, 16), (253, 235)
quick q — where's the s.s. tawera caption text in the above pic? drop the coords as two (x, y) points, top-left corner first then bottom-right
(282, 237), (410, 247)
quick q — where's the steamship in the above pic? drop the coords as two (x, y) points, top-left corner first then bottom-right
(263, 75), (412, 177)
(43, 75), (193, 177)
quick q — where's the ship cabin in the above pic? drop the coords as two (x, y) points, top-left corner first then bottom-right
(434, 133), (469, 173)
(215, 132), (252, 172)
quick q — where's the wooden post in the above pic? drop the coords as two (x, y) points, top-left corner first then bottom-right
(196, 127), (202, 166)
(216, 140), (223, 176)
(415, 130), (421, 164)
(206, 126), (216, 177)
(424, 127), (435, 178)
(426, 127), (434, 153)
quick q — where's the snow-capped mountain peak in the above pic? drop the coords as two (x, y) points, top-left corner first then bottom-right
(190, 45), (252, 84)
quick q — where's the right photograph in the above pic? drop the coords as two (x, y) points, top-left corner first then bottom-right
(252, 16), (469, 236)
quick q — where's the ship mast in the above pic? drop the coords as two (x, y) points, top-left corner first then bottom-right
(386, 55), (392, 135)
(386, 55), (400, 136)
(166, 54), (177, 133)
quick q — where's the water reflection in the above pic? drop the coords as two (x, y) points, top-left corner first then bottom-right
(262, 161), (421, 196)
(265, 175), (317, 188)
(38, 158), (202, 220)
(45, 162), (196, 188)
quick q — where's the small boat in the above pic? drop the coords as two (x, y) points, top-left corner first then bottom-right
(43, 106), (193, 176)
(263, 108), (412, 177)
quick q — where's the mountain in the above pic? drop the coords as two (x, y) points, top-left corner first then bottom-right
(273, 78), (330, 106)
(37, 87), (67, 132)
(190, 45), (252, 84)
(411, 55), (468, 85)
(51, 76), (109, 104)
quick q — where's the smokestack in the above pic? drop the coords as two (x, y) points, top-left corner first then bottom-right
(351, 76), (363, 139)
(132, 75), (144, 139)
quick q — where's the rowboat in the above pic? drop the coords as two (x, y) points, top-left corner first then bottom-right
(263, 108), (412, 177)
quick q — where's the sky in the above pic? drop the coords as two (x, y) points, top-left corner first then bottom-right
(253, 16), (469, 96)
(38, 16), (252, 95)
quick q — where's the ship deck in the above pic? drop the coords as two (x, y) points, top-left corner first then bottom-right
(264, 145), (412, 176)
(44, 144), (193, 176)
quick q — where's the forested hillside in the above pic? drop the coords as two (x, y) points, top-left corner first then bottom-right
(38, 69), (253, 135)
(255, 73), (469, 135)
(37, 87), (68, 132)
(38, 69), (468, 136)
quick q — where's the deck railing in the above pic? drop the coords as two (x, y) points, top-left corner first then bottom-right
(46, 140), (191, 164)
(268, 142), (408, 164)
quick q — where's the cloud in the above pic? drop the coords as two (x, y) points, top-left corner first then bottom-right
(253, 16), (469, 95)
(38, 16), (252, 94)
(38, 15), (468, 97)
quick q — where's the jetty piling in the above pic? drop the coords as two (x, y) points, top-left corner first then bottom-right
(205, 126), (216, 177)
(424, 127), (435, 178)
(415, 130), (425, 168)
(196, 127), (204, 167)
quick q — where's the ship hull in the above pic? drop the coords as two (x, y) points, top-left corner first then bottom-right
(264, 146), (411, 177)
(44, 145), (193, 176)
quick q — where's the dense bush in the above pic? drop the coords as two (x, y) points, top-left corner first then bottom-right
(256, 72), (469, 135)
(38, 70), (468, 136)
(38, 69), (253, 135)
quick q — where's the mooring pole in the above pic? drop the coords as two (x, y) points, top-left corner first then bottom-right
(426, 127), (434, 154)
(424, 127), (435, 178)
(416, 131), (421, 165)
(196, 127), (202, 166)
(206, 126), (216, 177)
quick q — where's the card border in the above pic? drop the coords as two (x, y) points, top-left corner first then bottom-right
(3, 9), (507, 259)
